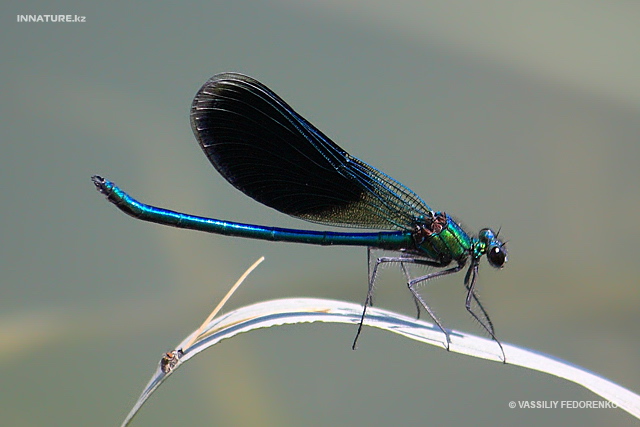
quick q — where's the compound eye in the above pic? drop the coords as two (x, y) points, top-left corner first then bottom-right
(487, 246), (507, 268)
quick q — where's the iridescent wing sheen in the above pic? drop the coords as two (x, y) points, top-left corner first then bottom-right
(190, 72), (431, 231)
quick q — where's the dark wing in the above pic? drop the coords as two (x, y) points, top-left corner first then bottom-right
(190, 72), (431, 231)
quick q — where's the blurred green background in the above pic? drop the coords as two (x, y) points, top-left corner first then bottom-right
(3, 1), (640, 426)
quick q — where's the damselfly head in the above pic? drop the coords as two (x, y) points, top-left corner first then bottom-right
(479, 228), (508, 268)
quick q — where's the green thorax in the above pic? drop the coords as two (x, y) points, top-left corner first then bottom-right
(412, 212), (473, 262)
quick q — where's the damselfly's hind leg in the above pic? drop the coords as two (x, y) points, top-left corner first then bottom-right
(352, 248), (383, 349)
